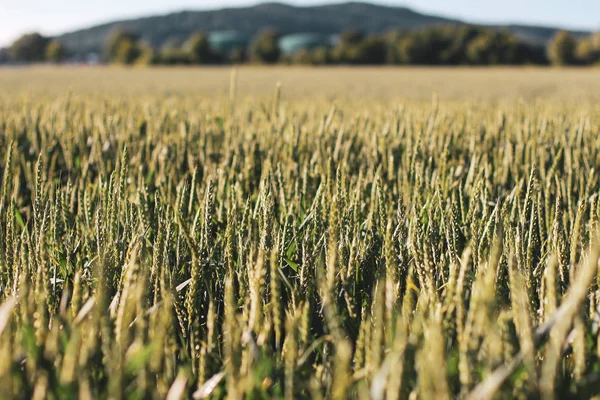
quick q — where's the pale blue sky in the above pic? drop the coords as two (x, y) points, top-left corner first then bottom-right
(1, 0), (599, 46)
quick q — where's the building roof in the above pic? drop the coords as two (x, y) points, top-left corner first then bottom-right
(279, 33), (332, 54)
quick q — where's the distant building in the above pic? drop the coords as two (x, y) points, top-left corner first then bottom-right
(279, 33), (332, 55)
(208, 31), (250, 55)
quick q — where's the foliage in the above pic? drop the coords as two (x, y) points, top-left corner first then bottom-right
(55, 2), (586, 56)
(331, 30), (393, 65)
(548, 31), (577, 66)
(6, 25), (594, 67)
(184, 32), (213, 64)
(392, 26), (548, 65)
(323, 26), (547, 66)
(250, 29), (281, 64)
(229, 48), (248, 64)
(575, 32), (600, 65)
(155, 49), (192, 65)
(309, 46), (332, 65)
(9, 32), (50, 62)
(135, 44), (157, 66)
(104, 29), (143, 65)
(1, 71), (600, 398)
(160, 37), (186, 52)
(45, 40), (68, 63)
(332, 30), (364, 64)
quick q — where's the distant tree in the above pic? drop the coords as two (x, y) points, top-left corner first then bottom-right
(515, 42), (548, 65)
(310, 46), (332, 65)
(229, 48), (247, 64)
(548, 31), (577, 66)
(356, 36), (387, 64)
(160, 37), (185, 52)
(466, 34), (492, 64)
(289, 49), (312, 65)
(440, 26), (485, 64)
(250, 29), (281, 64)
(184, 32), (212, 64)
(575, 32), (600, 65)
(156, 49), (191, 65)
(104, 29), (141, 64)
(9, 32), (50, 62)
(396, 36), (424, 64)
(45, 40), (67, 63)
(117, 40), (141, 65)
(333, 29), (365, 63)
(390, 27), (471, 65)
(339, 30), (364, 46)
(386, 26), (546, 66)
(382, 30), (405, 64)
(0, 48), (7, 63)
(414, 28), (450, 64)
(575, 40), (595, 65)
(135, 43), (157, 65)
(465, 31), (524, 65)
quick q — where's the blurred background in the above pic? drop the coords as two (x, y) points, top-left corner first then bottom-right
(1, 0), (599, 67)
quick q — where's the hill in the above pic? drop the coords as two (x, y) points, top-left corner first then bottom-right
(57, 2), (590, 55)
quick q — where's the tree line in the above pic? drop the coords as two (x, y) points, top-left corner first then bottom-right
(3, 27), (600, 66)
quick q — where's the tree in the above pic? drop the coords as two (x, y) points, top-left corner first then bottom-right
(333, 30), (365, 63)
(439, 26), (485, 64)
(0, 48), (9, 63)
(466, 34), (494, 64)
(386, 26), (546, 66)
(575, 32), (600, 65)
(396, 36), (425, 64)
(135, 43), (157, 65)
(465, 30), (532, 65)
(548, 31), (577, 66)
(156, 49), (191, 65)
(45, 40), (67, 63)
(160, 37), (185, 52)
(229, 48), (247, 64)
(9, 32), (49, 62)
(356, 36), (387, 64)
(117, 39), (142, 65)
(310, 46), (332, 65)
(339, 30), (364, 46)
(290, 50), (312, 65)
(184, 33), (212, 64)
(250, 29), (281, 64)
(104, 29), (141, 64)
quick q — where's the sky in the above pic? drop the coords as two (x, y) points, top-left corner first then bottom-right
(1, 0), (599, 47)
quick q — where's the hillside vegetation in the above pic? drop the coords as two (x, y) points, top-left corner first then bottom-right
(56, 2), (589, 55)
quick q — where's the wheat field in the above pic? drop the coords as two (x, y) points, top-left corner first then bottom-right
(1, 66), (600, 399)
(3, 66), (600, 101)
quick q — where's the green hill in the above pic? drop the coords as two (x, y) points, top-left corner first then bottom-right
(57, 2), (589, 55)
